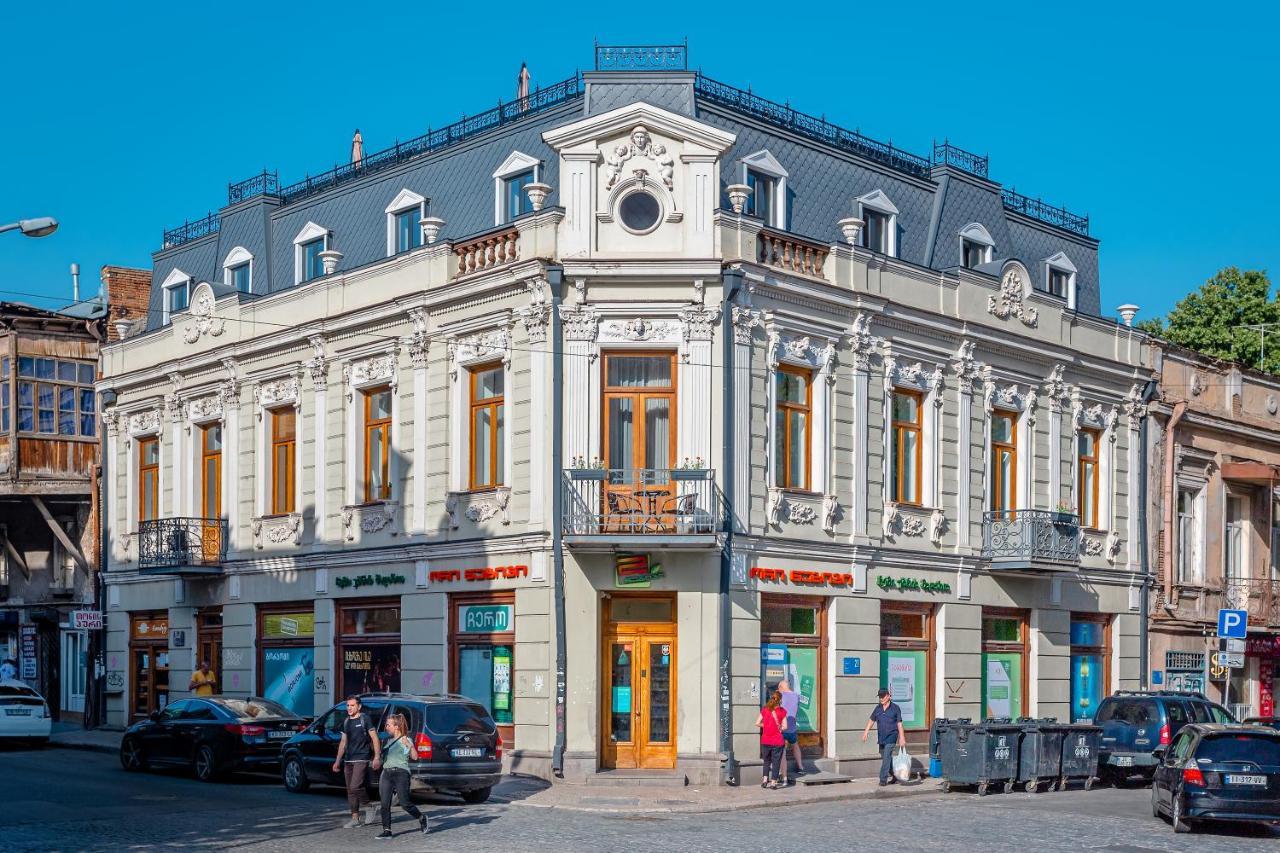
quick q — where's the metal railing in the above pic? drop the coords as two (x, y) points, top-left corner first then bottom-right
(932, 141), (989, 178)
(982, 510), (1081, 568)
(228, 170), (279, 204)
(595, 42), (688, 70)
(1223, 578), (1280, 626)
(694, 75), (932, 179)
(137, 517), (227, 572)
(1001, 188), (1090, 237)
(562, 468), (724, 536)
(161, 212), (221, 249)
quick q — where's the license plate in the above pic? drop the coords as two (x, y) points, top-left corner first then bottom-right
(269, 730), (293, 739)
(451, 747), (483, 758)
(1113, 756), (1133, 767)
(4, 708), (32, 716)
(1226, 774), (1266, 786)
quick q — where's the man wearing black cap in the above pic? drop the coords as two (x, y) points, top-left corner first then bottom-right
(861, 688), (906, 786)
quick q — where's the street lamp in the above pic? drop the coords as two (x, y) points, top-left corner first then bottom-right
(0, 217), (59, 238)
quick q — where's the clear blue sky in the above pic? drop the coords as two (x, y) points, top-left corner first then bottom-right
(1, 2), (1276, 324)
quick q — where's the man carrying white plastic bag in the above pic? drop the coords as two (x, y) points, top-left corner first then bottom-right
(861, 688), (907, 786)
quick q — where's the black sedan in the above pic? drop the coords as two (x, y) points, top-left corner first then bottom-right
(120, 696), (309, 782)
(1151, 723), (1280, 832)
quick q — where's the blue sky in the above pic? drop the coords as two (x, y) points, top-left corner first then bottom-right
(1, 2), (1276, 324)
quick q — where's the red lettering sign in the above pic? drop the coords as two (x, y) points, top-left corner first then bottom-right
(430, 565), (529, 584)
(748, 567), (786, 582)
(749, 567), (851, 587)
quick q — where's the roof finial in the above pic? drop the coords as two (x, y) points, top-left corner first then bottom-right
(351, 129), (364, 165)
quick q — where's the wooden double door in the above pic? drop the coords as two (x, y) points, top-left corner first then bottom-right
(602, 596), (676, 770)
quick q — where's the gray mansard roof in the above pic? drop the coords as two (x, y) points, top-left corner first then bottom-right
(146, 70), (1101, 331)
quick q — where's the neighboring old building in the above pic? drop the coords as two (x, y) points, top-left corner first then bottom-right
(1147, 343), (1280, 720)
(97, 45), (1150, 782)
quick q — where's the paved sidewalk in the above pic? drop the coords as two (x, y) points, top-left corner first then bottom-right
(508, 775), (943, 814)
(49, 723), (123, 754)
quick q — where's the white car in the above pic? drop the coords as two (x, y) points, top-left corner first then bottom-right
(0, 679), (52, 743)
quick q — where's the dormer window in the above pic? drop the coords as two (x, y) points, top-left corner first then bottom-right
(492, 151), (541, 225)
(228, 263), (250, 292)
(958, 223), (995, 269)
(161, 267), (193, 323)
(222, 246), (254, 293)
(292, 221), (332, 284)
(1041, 251), (1079, 309)
(1048, 268), (1070, 298)
(384, 188), (428, 256)
(301, 238), (325, 281)
(741, 150), (788, 229)
(962, 241), (986, 269)
(395, 209), (421, 253)
(857, 190), (899, 257)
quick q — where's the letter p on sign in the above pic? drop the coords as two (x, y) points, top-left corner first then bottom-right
(1218, 608), (1248, 639)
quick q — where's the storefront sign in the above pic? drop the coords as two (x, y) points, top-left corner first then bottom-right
(616, 553), (663, 587)
(131, 618), (168, 641)
(428, 565), (529, 583)
(458, 605), (513, 633)
(71, 610), (102, 631)
(1261, 659), (1274, 717)
(20, 626), (37, 681)
(876, 575), (951, 594)
(334, 572), (406, 590)
(1246, 635), (1280, 658)
(749, 567), (853, 587)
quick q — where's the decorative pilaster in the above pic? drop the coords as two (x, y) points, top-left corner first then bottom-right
(219, 361), (241, 549)
(408, 310), (430, 534)
(849, 313), (879, 538)
(1043, 364), (1069, 509)
(731, 306), (760, 519)
(679, 305), (718, 466)
(559, 303), (599, 464)
(307, 336), (329, 542)
(1124, 384), (1145, 570)
(522, 281), (551, 531)
(951, 341), (980, 548)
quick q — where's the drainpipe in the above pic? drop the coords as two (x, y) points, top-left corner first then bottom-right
(92, 387), (117, 730)
(1137, 379), (1158, 689)
(549, 268), (567, 778)
(719, 269), (743, 785)
(1161, 400), (1188, 615)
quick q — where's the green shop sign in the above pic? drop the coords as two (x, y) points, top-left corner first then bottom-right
(335, 572), (407, 590)
(458, 604), (514, 633)
(876, 575), (951, 595)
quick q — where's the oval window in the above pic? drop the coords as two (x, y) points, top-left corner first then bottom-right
(618, 192), (661, 233)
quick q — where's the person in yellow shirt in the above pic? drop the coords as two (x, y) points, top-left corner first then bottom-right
(188, 660), (217, 697)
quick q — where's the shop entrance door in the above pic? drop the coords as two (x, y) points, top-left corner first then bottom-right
(601, 596), (676, 770)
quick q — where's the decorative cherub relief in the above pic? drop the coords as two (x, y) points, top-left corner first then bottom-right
(604, 125), (675, 191)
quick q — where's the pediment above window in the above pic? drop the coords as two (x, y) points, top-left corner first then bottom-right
(1043, 250), (1077, 273)
(161, 267), (192, 289)
(542, 101), (735, 155)
(742, 148), (788, 179)
(958, 222), (994, 246)
(384, 188), (426, 214)
(292, 220), (329, 245)
(492, 150), (540, 180)
(856, 189), (899, 216)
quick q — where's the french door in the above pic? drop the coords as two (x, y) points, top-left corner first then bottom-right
(601, 352), (676, 530)
(200, 423), (222, 562)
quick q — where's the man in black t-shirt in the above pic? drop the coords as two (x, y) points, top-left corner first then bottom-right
(332, 695), (383, 827)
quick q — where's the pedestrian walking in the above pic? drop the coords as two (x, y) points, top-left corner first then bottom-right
(776, 679), (804, 783)
(374, 713), (428, 840)
(861, 688), (906, 786)
(331, 695), (383, 828)
(187, 660), (216, 697)
(756, 690), (787, 789)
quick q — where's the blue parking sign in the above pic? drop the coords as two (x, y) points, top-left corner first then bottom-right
(1218, 609), (1248, 639)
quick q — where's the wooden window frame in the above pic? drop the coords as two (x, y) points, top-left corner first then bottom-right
(468, 364), (504, 491)
(1077, 427), (1101, 529)
(448, 591), (516, 749)
(600, 351), (678, 471)
(981, 607), (1029, 717)
(990, 409), (1018, 514)
(760, 593), (827, 753)
(200, 423), (222, 519)
(137, 436), (159, 523)
(363, 386), (392, 504)
(255, 603), (313, 699)
(880, 601), (935, 738)
(891, 389), (924, 506)
(269, 407), (297, 516)
(775, 365), (812, 492)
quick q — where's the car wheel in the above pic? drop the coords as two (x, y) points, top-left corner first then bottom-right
(194, 745), (220, 782)
(460, 786), (492, 804)
(120, 737), (148, 772)
(282, 755), (310, 793)
(1171, 793), (1193, 833)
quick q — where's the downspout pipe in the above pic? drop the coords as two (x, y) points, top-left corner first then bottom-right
(719, 269), (743, 785)
(549, 267), (567, 778)
(1137, 379), (1158, 689)
(1161, 400), (1189, 615)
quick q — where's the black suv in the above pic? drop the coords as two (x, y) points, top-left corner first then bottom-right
(1151, 723), (1280, 832)
(1094, 691), (1234, 783)
(279, 693), (502, 803)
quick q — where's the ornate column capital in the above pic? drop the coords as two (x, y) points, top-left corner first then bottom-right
(559, 304), (599, 342)
(679, 305), (719, 343)
(731, 306), (761, 345)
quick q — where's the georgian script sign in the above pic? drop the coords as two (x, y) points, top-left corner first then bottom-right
(428, 565), (529, 584)
(458, 605), (514, 634)
(749, 566), (853, 587)
(334, 573), (406, 590)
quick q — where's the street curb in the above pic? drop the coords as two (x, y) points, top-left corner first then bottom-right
(510, 782), (947, 815)
(47, 739), (119, 756)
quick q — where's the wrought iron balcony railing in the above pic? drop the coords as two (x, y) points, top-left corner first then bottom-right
(982, 510), (1081, 569)
(1223, 578), (1280, 627)
(562, 468), (725, 538)
(1001, 188), (1090, 237)
(228, 170), (279, 205)
(137, 517), (227, 574)
(595, 42), (688, 70)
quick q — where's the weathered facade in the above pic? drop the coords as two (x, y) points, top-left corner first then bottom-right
(1147, 343), (1280, 720)
(99, 47), (1150, 782)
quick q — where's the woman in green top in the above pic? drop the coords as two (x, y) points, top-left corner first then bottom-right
(373, 713), (427, 839)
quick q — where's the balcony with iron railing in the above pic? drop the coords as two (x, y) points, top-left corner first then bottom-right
(982, 510), (1081, 570)
(562, 468), (726, 547)
(1222, 578), (1280, 627)
(136, 517), (227, 575)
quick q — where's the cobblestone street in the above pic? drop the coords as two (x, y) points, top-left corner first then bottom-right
(4, 748), (1277, 852)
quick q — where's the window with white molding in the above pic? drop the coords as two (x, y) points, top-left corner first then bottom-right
(292, 221), (332, 284)
(741, 150), (788, 229)
(492, 151), (540, 225)
(385, 188), (427, 256)
(161, 268), (192, 323)
(1176, 485), (1205, 585)
(857, 190), (899, 257)
(1041, 251), (1078, 309)
(221, 246), (253, 293)
(958, 222), (994, 269)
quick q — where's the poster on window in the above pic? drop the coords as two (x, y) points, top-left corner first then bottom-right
(1070, 654), (1102, 722)
(880, 651), (926, 728)
(261, 647), (315, 717)
(982, 654), (1022, 720)
(341, 645), (401, 696)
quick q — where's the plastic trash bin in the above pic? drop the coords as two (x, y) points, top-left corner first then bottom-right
(1016, 718), (1069, 793)
(939, 718), (1022, 795)
(1058, 723), (1102, 790)
(928, 718), (952, 778)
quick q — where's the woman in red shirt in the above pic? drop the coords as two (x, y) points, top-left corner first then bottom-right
(756, 690), (787, 789)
